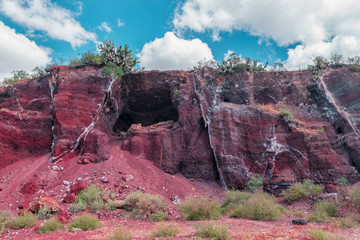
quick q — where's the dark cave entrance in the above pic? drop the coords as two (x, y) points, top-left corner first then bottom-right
(113, 88), (179, 134)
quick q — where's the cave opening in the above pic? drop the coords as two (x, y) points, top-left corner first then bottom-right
(337, 127), (343, 134)
(113, 88), (179, 134)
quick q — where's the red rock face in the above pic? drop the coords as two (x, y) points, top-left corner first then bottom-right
(0, 76), (52, 168)
(0, 65), (359, 194)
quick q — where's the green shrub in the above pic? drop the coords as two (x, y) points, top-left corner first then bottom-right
(105, 200), (117, 211)
(334, 216), (358, 228)
(98, 40), (138, 74)
(149, 211), (170, 222)
(8, 211), (38, 229)
(289, 210), (305, 218)
(178, 196), (221, 221)
(308, 210), (329, 223)
(106, 228), (134, 240)
(336, 177), (348, 186)
(229, 191), (284, 221)
(69, 50), (102, 66)
(103, 61), (124, 82)
(0, 211), (10, 234)
(69, 200), (87, 213)
(221, 190), (251, 213)
(123, 191), (167, 219)
(314, 200), (338, 217)
(317, 127), (325, 134)
(37, 207), (52, 220)
(195, 222), (231, 240)
(308, 229), (327, 240)
(351, 186), (360, 210)
(68, 213), (101, 231)
(151, 222), (180, 239)
(37, 217), (64, 233)
(308, 199), (338, 223)
(2, 70), (30, 85)
(219, 53), (267, 74)
(278, 108), (293, 119)
(69, 184), (113, 213)
(283, 180), (322, 202)
(312, 56), (329, 69)
(349, 64), (359, 72)
(247, 174), (263, 192)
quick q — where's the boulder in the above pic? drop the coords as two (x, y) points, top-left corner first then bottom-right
(57, 208), (70, 224)
(63, 193), (76, 203)
(122, 174), (134, 182)
(28, 197), (61, 214)
(70, 180), (87, 195)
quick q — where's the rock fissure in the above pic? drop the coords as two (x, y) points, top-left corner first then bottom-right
(50, 71), (117, 163)
(318, 71), (360, 137)
(192, 71), (228, 189)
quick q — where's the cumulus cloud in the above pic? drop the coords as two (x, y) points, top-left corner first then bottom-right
(117, 18), (124, 27)
(0, 21), (51, 81)
(0, 0), (96, 48)
(138, 32), (214, 70)
(99, 22), (112, 33)
(173, 0), (360, 69)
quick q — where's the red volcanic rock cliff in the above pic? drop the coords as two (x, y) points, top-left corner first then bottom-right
(0, 65), (359, 195)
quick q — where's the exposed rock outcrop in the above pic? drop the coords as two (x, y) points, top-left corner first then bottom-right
(0, 65), (359, 193)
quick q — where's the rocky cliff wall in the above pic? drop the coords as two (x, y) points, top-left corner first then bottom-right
(0, 65), (359, 192)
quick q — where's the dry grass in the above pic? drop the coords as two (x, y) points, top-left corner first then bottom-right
(179, 196), (221, 221)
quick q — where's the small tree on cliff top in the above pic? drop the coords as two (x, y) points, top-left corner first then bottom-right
(97, 40), (138, 74)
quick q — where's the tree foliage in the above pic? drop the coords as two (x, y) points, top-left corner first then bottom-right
(97, 40), (138, 74)
(219, 53), (267, 74)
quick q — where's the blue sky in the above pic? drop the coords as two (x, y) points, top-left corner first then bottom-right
(1, 0), (360, 80)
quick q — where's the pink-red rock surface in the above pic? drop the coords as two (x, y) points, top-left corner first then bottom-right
(0, 65), (359, 200)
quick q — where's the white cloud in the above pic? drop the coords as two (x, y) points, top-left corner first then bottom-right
(138, 32), (214, 71)
(224, 50), (235, 61)
(0, 0), (96, 48)
(117, 18), (124, 27)
(173, 0), (360, 69)
(0, 21), (51, 81)
(99, 22), (112, 33)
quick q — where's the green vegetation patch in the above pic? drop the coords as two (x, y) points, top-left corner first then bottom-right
(178, 196), (221, 221)
(68, 213), (101, 231)
(151, 222), (180, 239)
(123, 191), (168, 220)
(37, 217), (64, 234)
(229, 191), (284, 221)
(283, 180), (322, 202)
(8, 211), (37, 229)
(195, 222), (231, 240)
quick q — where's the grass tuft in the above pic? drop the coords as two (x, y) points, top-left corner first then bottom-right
(179, 196), (221, 221)
(123, 191), (167, 220)
(37, 217), (64, 233)
(308, 200), (338, 223)
(283, 180), (322, 202)
(0, 211), (10, 234)
(278, 107), (293, 118)
(68, 213), (101, 231)
(351, 186), (360, 210)
(106, 228), (134, 240)
(308, 229), (326, 240)
(221, 190), (252, 213)
(151, 222), (180, 239)
(334, 216), (358, 228)
(149, 210), (170, 222)
(229, 191), (284, 221)
(7, 211), (37, 229)
(195, 222), (231, 240)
